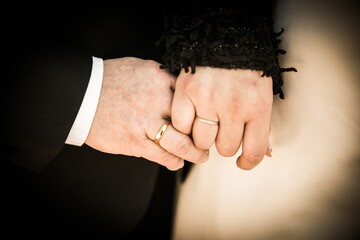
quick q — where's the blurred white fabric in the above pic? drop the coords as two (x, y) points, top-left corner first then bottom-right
(173, 0), (360, 239)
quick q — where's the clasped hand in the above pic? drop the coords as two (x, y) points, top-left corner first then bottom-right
(172, 67), (273, 170)
(85, 57), (273, 171)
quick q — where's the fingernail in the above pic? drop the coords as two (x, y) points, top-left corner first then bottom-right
(266, 145), (272, 157)
(202, 150), (210, 163)
(178, 160), (185, 168)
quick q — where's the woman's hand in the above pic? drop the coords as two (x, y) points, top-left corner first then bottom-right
(171, 67), (273, 170)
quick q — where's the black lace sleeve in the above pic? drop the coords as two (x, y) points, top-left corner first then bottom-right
(160, 0), (296, 99)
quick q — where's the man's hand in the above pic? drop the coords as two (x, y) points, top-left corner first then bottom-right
(85, 57), (209, 170)
(171, 67), (273, 170)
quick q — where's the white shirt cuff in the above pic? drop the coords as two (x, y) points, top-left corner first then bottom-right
(65, 56), (104, 146)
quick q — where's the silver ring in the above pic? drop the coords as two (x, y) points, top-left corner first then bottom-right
(195, 116), (219, 125)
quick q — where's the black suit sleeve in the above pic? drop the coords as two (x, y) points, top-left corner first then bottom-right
(3, 34), (93, 173)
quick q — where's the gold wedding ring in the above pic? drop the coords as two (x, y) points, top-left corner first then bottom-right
(196, 116), (219, 125)
(154, 120), (171, 144)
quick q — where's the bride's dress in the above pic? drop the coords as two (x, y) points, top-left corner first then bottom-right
(174, 0), (360, 239)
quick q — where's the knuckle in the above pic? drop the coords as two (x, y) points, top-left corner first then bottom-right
(181, 78), (202, 96)
(225, 99), (241, 119)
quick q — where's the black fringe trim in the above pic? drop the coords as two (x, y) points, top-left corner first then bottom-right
(160, 7), (297, 99)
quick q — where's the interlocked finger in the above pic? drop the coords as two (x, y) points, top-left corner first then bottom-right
(150, 120), (210, 165)
(192, 115), (219, 150)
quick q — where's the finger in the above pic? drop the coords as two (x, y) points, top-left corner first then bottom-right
(147, 120), (210, 164)
(192, 116), (219, 149)
(161, 123), (210, 164)
(215, 117), (245, 157)
(140, 139), (185, 171)
(171, 89), (195, 135)
(236, 117), (271, 170)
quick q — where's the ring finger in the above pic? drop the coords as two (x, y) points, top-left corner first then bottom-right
(192, 115), (219, 150)
(147, 119), (210, 165)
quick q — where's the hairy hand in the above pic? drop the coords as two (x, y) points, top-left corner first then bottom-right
(85, 57), (209, 170)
